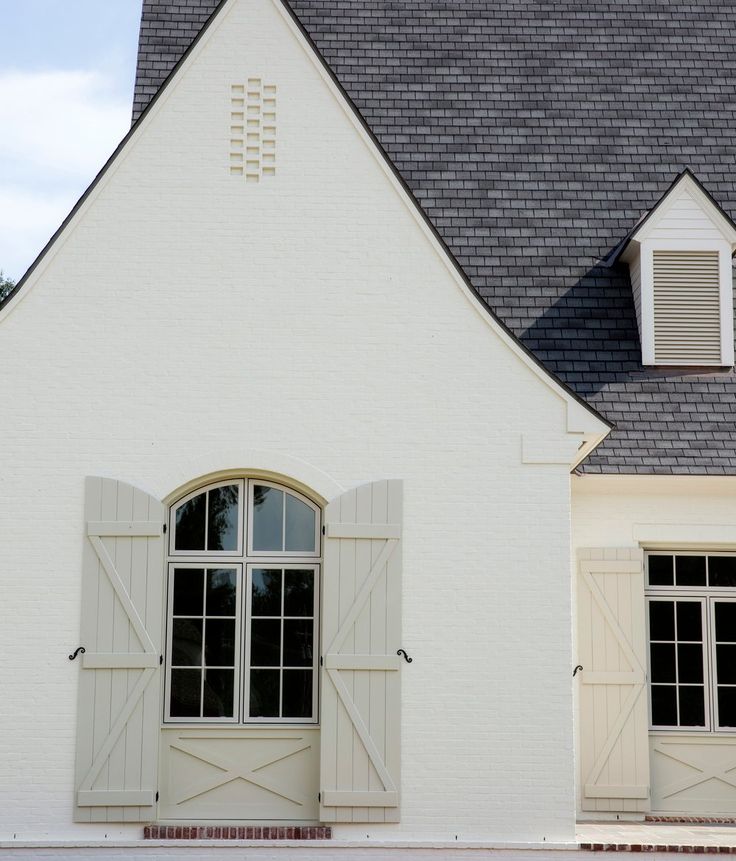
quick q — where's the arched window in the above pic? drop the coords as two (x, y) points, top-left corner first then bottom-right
(165, 479), (321, 724)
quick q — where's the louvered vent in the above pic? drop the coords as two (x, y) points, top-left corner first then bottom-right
(653, 250), (722, 364)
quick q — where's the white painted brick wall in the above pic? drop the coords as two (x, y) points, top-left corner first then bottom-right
(0, 0), (594, 843)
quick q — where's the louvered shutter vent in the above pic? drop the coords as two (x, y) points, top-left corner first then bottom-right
(653, 250), (722, 364)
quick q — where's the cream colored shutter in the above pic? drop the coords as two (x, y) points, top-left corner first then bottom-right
(577, 548), (650, 812)
(653, 250), (721, 364)
(320, 480), (402, 823)
(74, 477), (165, 822)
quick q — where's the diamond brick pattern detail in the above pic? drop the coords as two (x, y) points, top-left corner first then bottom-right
(143, 825), (332, 840)
(133, 0), (736, 474)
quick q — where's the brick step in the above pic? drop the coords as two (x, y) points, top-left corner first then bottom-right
(144, 825), (332, 840)
(645, 817), (736, 825)
(581, 844), (736, 854)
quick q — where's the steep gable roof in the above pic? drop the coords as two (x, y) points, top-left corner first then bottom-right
(136, 1), (736, 473)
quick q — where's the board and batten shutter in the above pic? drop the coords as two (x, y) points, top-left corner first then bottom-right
(74, 477), (165, 822)
(577, 548), (650, 812)
(320, 479), (402, 823)
(653, 249), (722, 364)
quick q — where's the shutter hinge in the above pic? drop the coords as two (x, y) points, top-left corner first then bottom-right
(155, 791), (159, 803)
(319, 656), (323, 667)
(322, 525), (326, 536)
(160, 655), (164, 666)
(318, 792), (321, 802)
(162, 523), (167, 535)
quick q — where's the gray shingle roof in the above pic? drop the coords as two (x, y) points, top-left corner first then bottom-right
(133, 0), (736, 474)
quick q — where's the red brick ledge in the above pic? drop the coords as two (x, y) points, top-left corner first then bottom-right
(581, 844), (736, 853)
(144, 825), (331, 840)
(646, 818), (736, 826)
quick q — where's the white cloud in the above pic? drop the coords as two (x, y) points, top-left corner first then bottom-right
(0, 69), (130, 280)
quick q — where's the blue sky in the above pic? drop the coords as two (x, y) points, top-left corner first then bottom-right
(0, 2), (143, 281)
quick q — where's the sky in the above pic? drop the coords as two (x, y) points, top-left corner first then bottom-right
(0, 1), (143, 281)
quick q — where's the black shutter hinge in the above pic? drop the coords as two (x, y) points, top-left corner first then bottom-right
(318, 792), (321, 802)
(160, 655), (164, 666)
(162, 523), (167, 534)
(322, 525), (326, 536)
(319, 656), (323, 667)
(155, 791), (159, 803)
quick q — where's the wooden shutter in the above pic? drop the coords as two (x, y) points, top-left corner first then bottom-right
(653, 250), (721, 364)
(577, 548), (650, 812)
(74, 477), (165, 822)
(319, 480), (402, 823)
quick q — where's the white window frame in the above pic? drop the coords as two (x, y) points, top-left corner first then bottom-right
(645, 551), (736, 734)
(164, 477), (322, 726)
(246, 479), (321, 559)
(709, 596), (736, 732)
(244, 563), (320, 724)
(169, 479), (245, 557)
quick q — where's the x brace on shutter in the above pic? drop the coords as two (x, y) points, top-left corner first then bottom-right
(77, 522), (160, 806)
(323, 524), (401, 806)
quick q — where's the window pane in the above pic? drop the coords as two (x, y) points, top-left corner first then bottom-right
(173, 568), (204, 616)
(679, 686), (706, 726)
(284, 570), (314, 617)
(203, 669), (234, 718)
(252, 485), (283, 551)
(250, 669), (280, 717)
(251, 619), (281, 666)
(718, 687), (736, 728)
(677, 643), (704, 683)
(676, 601), (702, 642)
(172, 619), (202, 666)
(715, 602), (736, 642)
(170, 669), (201, 717)
(282, 670), (313, 718)
(206, 568), (236, 616)
(205, 619), (235, 666)
(651, 685), (677, 726)
(175, 493), (206, 550)
(207, 485), (239, 552)
(649, 555), (674, 586)
(252, 569), (281, 616)
(675, 556), (706, 587)
(710, 557), (736, 588)
(285, 494), (315, 552)
(649, 601), (675, 641)
(283, 619), (313, 667)
(717, 645), (736, 684)
(650, 643), (676, 683)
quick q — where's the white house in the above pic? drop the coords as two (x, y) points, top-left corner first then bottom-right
(2, 0), (736, 853)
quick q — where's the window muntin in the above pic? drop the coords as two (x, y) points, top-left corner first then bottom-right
(646, 552), (736, 733)
(165, 479), (321, 724)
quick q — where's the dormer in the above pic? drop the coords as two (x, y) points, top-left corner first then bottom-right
(614, 170), (736, 367)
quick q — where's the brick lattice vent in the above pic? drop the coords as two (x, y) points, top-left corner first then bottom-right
(144, 825), (332, 840)
(581, 845), (736, 854)
(645, 817), (736, 825)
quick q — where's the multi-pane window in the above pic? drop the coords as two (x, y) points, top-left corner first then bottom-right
(646, 552), (736, 732)
(165, 479), (320, 724)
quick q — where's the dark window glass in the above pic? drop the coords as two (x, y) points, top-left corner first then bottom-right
(651, 685), (677, 726)
(282, 670), (313, 718)
(676, 601), (702, 642)
(252, 569), (281, 616)
(285, 494), (315, 552)
(207, 485), (239, 552)
(170, 669), (201, 717)
(173, 568), (204, 616)
(679, 686), (706, 726)
(709, 557), (736, 588)
(206, 568), (236, 616)
(251, 619), (281, 666)
(715, 602), (736, 642)
(649, 601), (675, 641)
(252, 485), (283, 551)
(203, 669), (234, 718)
(716, 644), (736, 684)
(172, 619), (202, 666)
(283, 619), (313, 667)
(205, 619), (235, 666)
(648, 555), (674, 586)
(677, 643), (704, 683)
(175, 493), (206, 550)
(676, 556), (706, 587)
(718, 687), (736, 728)
(650, 643), (676, 683)
(284, 570), (314, 617)
(250, 669), (280, 717)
